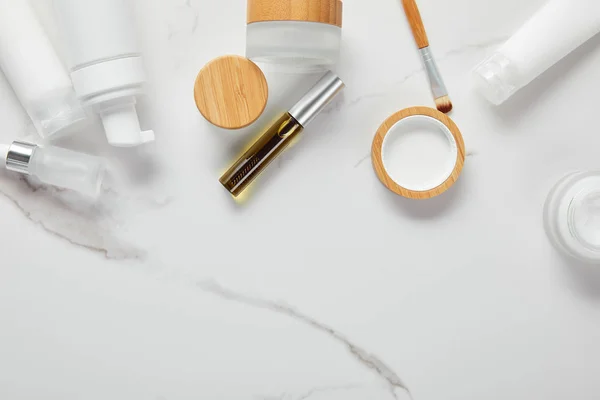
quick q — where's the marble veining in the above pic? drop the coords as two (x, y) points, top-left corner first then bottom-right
(199, 280), (412, 400)
(3, 0), (600, 399)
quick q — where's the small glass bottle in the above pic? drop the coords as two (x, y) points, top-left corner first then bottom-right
(544, 172), (600, 263)
(1, 141), (106, 198)
(220, 71), (345, 197)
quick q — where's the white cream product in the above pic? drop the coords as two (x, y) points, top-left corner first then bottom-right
(473, 0), (600, 105)
(54, 0), (154, 147)
(0, 0), (86, 139)
(0, 141), (106, 198)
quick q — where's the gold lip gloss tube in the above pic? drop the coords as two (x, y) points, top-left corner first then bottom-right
(219, 71), (345, 197)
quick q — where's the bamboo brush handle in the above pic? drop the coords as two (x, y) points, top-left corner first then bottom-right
(401, 0), (429, 49)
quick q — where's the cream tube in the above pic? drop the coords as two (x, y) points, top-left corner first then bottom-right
(0, 0), (86, 138)
(473, 0), (600, 105)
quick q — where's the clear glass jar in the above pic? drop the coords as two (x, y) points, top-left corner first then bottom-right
(544, 172), (600, 263)
(246, 21), (341, 70)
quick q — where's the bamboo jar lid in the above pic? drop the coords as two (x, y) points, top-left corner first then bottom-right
(247, 0), (343, 27)
(371, 107), (465, 200)
(194, 55), (268, 130)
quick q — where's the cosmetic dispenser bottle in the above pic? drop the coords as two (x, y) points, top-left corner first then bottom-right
(220, 71), (345, 197)
(54, 0), (154, 147)
(473, 0), (600, 105)
(544, 172), (600, 264)
(246, 0), (343, 69)
(0, 0), (86, 139)
(0, 141), (106, 198)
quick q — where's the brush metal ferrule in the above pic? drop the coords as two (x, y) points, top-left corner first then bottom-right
(419, 46), (448, 99)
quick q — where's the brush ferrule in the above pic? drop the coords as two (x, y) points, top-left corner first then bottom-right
(419, 47), (448, 99)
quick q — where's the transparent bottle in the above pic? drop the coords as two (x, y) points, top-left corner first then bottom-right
(1, 141), (106, 198)
(544, 172), (600, 263)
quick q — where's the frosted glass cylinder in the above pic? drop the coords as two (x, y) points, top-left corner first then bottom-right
(29, 146), (106, 198)
(246, 21), (341, 70)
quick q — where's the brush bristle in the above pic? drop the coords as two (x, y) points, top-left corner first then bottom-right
(435, 95), (453, 114)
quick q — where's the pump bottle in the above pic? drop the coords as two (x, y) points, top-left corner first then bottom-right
(54, 0), (154, 147)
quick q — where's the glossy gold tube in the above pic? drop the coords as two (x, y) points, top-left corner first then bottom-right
(219, 113), (303, 197)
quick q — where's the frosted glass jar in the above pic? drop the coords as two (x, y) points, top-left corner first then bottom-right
(246, 0), (343, 69)
(544, 172), (600, 264)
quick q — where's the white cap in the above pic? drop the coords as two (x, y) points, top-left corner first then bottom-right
(472, 52), (517, 106)
(99, 100), (155, 147)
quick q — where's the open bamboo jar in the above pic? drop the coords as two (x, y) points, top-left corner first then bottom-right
(246, 0), (343, 69)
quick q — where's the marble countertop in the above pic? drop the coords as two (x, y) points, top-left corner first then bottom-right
(2, 0), (600, 399)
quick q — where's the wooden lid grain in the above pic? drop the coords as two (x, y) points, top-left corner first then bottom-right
(247, 0), (343, 27)
(194, 55), (268, 130)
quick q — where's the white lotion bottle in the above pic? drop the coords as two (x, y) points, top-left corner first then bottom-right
(0, 0), (86, 139)
(54, 0), (154, 147)
(0, 141), (106, 198)
(473, 0), (600, 105)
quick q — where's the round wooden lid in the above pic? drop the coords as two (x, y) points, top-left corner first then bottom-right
(194, 55), (268, 130)
(247, 0), (343, 27)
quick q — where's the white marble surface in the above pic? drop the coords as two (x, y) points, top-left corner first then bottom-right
(2, 0), (600, 399)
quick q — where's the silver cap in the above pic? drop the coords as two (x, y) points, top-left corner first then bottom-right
(6, 141), (37, 175)
(288, 71), (345, 127)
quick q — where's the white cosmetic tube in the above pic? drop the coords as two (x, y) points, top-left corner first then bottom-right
(473, 0), (600, 105)
(0, 0), (86, 139)
(54, 0), (154, 147)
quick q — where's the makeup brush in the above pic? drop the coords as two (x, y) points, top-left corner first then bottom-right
(401, 0), (453, 113)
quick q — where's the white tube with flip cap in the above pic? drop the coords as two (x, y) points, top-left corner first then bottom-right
(54, 0), (154, 147)
(0, 0), (86, 139)
(1, 141), (106, 198)
(473, 0), (600, 105)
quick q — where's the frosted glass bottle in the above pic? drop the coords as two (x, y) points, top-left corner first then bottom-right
(0, 0), (86, 139)
(1, 142), (106, 198)
(54, 0), (154, 147)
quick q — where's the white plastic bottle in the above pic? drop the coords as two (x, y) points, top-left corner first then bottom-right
(54, 0), (154, 147)
(0, 141), (106, 198)
(0, 0), (86, 139)
(473, 0), (600, 105)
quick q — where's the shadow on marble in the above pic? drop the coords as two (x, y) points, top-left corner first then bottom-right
(379, 166), (470, 220)
(557, 252), (600, 301)
(487, 33), (600, 131)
